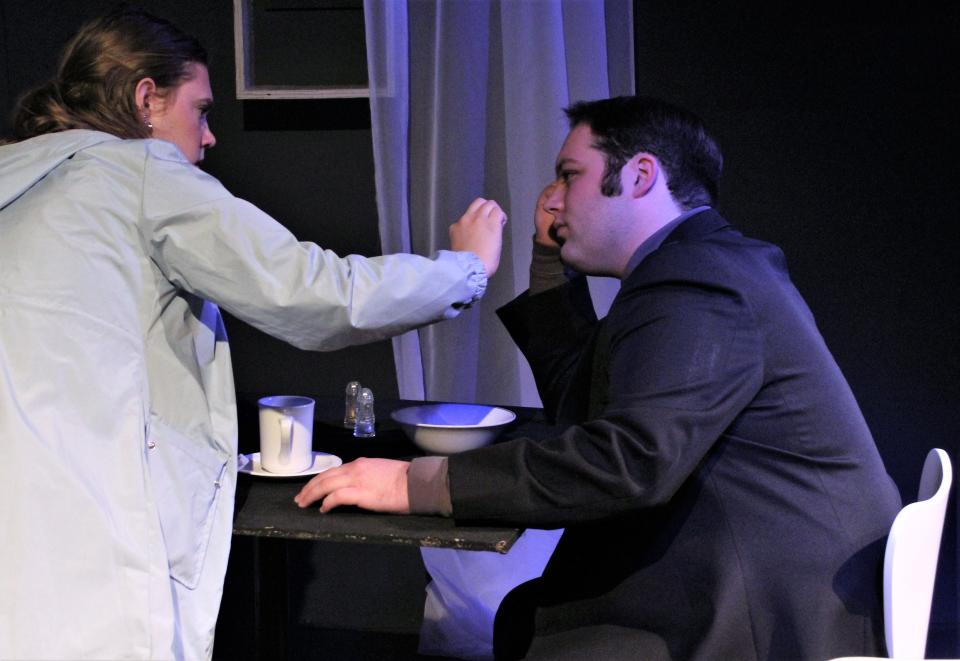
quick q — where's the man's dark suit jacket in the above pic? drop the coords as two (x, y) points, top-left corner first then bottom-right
(446, 209), (902, 660)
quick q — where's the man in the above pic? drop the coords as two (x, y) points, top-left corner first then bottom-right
(296, 96), (901, 660)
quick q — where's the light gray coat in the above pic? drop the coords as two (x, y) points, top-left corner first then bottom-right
(0, 130), (486, 660)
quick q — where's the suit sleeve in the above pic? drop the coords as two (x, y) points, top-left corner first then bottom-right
(496, 277), (598, 421)
(449, 270), (764, 528)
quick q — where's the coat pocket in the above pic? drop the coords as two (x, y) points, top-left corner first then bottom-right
(147, 414), (227, 589)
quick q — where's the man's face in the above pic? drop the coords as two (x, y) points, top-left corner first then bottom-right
(150, 62), (217, 165)
(543, 124), (636, 277)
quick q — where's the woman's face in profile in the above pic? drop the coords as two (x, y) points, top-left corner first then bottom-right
(149, 62), (216, 165)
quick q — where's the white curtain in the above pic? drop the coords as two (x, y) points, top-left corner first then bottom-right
(365, 3), (634, 657)
(365, 0), (633, 407)
(364, 0), (426, 399)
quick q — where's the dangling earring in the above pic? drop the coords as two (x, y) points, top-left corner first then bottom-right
(141, 101), (153, 132)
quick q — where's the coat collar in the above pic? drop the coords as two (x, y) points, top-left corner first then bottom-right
(619, 208), (735, 286)
(0, 130), (119, 211)
(660, 207), (733, 245)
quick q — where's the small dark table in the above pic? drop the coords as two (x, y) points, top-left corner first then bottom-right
(234, 478), (519, 552)
(231, 393), (552, 659)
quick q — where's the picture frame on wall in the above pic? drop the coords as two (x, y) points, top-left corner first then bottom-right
(233, 0), (369, 99)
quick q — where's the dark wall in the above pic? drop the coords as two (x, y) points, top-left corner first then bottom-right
(632, 2), (959, 653)
(0, 0), (400, 408)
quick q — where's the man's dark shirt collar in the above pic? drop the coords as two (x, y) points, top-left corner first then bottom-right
(622, 206), (711, 279)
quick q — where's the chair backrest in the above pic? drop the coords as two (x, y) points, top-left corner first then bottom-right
(883, 448), (953, 659)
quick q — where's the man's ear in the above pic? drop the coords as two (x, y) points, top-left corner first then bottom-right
(134, 77), (158, 114)
(628, 153), (659, 198)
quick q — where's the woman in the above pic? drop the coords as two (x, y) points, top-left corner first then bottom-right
(0, 7), (505, 660)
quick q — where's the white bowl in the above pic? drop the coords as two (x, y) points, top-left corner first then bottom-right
(391, 403), (516, 455)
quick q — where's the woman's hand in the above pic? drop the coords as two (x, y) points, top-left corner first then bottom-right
(294, 457), (411, 514)
(449, 197), (507, 277)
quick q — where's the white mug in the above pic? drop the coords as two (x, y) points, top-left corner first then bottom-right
(258, 395), (315, 474)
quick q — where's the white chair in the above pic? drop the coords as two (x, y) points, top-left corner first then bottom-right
(832, 447), (954, 661)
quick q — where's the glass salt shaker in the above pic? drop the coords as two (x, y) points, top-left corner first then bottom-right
(353, 387), (376, 438)
(343, 380), (361, 428)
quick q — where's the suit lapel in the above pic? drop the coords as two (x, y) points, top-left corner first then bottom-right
(584, 210), (736, 418)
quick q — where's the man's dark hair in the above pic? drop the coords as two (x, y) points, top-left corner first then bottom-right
(564, 96), (723, 208)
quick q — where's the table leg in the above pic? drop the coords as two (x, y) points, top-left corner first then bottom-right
(252, 537), (288, 660)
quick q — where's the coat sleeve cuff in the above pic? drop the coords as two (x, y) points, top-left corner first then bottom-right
(450, 251), (488, 309)
(529, 239), (567, 295)
(407, 456), (453, 516)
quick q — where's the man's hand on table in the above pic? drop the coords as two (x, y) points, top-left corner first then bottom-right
(294, 458), (411, 514)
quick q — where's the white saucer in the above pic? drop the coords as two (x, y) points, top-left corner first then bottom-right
(238, 451), (342, 478)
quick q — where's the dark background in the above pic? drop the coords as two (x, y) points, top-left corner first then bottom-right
(630, 3), (960, 653)
(2, 0), (957, 657)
